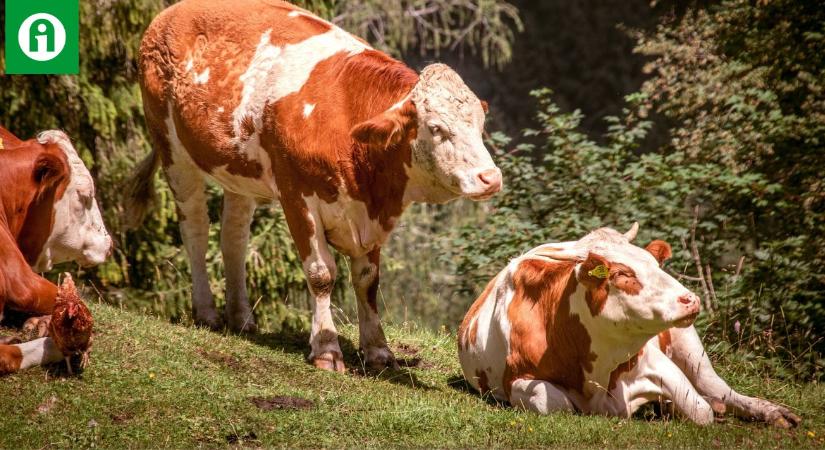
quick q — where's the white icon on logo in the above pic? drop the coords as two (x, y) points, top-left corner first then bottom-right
(17, 13), (67, 62)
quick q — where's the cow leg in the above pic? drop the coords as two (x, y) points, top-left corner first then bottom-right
(510, 378), (576, 414)
(303, 240), (344, 372)
(666, 326), (801, 428)
(350, 249), (398, 370)
(633, 344), (714, 425)
(165, 163), (219, 329)
(220, 191), (258, 333)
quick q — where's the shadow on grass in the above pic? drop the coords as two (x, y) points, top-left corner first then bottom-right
(239, 324), (439, 391)
(447, 373), (506, 407)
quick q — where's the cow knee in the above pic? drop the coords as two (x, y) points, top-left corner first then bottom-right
(306, 262), (336, 296)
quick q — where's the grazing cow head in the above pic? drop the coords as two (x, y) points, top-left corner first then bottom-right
(350, 63), (502, 202)
(535, 224), (700, 335)
(31, 131), (112, 271)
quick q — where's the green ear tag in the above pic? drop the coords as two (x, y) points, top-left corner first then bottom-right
(588, 265), (609, 279)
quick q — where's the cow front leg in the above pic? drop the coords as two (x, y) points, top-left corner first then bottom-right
(510, 378), (577, 414)
(665, 326), (801, 428)
(350, 249), (398, 370)
(633, 344), (715, 425)
(165, 164), (219, 329)
(303, 244), (345, 372)
(220, 191), (258, 333)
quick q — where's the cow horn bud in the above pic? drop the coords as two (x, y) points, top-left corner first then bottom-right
(624, 222), (640, 242)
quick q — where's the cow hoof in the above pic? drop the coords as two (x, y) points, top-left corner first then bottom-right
(226, 313), (257, 334)
(364, 347), (400, 371)
(22, 315), (51, 338)
(764, 407), (801, 428)
(193, 311), (222, 331)
(311, 351), (346, 373)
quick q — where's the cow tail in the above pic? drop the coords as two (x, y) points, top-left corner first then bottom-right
(123, 148), (161, 229)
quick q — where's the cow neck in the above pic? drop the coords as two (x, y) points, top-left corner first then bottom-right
(338, 52), (418, 231)
(566, 282), (653, 398)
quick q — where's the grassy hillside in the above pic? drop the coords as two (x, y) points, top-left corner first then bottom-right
(1, 304), (823, 448)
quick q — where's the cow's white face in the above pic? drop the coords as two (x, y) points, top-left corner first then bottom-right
(409, 64), (502, 202)
(536, 225), (700, 336)
(590, 241), (700, 334)
(32, 131), (112, 272)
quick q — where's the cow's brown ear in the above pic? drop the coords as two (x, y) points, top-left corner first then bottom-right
(578, 252), (610, 316)
(351, 100), (417, 148)
(480, 100), (489, 114)
(645, 240), (672, 267)
(33, 153), (68, 190)
(0, 126), (24, 149)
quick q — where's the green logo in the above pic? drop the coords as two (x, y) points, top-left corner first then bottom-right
(4, 0), (79, 74)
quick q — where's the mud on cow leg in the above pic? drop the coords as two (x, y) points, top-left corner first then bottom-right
(351, 250), (397, 370)
(165, 163), (220, 330)
(220, 192), (258, 333)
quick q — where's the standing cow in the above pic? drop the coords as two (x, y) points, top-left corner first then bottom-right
(128, 0), (501, 371)
(458, 225), (800, 427)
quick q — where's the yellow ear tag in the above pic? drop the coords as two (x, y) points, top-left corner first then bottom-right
(0, 138), (4, 150)
(588, 265), (609, 279)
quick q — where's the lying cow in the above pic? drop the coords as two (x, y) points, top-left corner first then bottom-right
(0, 126), (111, 374)
(458, 225), (800, 427)
(128, 0), (501, 371)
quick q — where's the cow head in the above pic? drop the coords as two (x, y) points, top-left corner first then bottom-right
(31, 131), (112, 271)
(535, 224), (700, 335)
(350, 63), (502, 203)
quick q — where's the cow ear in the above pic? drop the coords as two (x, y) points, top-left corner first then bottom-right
(33, 153), (68, 189)
(351, 100), (417, 148)
(645, 240), (672, 267)
(578, 252), (610, 316)
(577, 252), (610, 287)
(480, 100), (489, 114)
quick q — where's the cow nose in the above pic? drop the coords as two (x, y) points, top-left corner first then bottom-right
(477, 168), (502, 192)
(678, 293), (700, 309)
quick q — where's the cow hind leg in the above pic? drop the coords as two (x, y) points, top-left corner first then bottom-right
(350, 250), (398, 370)
(220, 191), (258, 333)
(666, 326), (801, 428)
(165, 163), (219, 329)
(510, 378), (577, 415)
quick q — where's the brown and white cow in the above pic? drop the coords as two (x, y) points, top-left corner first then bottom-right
(127, 0), (501, 371)
(0, 126), (111, 374)
(458, 225), (800, 427)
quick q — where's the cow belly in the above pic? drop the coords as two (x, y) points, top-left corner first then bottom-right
(207, 164), (277, 199)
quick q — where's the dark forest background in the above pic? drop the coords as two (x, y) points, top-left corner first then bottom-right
(1, 0), (823, 379)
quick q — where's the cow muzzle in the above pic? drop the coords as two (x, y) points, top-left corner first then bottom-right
(467, 167), (503, 201)
(673, 292), (701, 327)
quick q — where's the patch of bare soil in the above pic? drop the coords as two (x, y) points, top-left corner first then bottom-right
(196, 348), (242, 370)
(225, 431), (259, 446)
(249, 395), (314, 411)
(393, 343), (434, 369)
(110, 411), (134, 425)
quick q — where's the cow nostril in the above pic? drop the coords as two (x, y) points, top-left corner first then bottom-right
(477, 168), (502, 189)
(678, 294), (695, 305)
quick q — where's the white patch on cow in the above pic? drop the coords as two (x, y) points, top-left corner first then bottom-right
(217, 106), (225, 113)
(303, 102), (315, 118)
(232, 27), (371, 145)
(18, 338), (63, 370)
(33, 131), (111, 271)
(185, 58), (194, 72)
(315, 191), (391, 257)
(193, 67), (210, 84)
(287, 10), (301, 17)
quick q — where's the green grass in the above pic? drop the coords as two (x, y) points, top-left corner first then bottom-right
(1, 304), (824, 448)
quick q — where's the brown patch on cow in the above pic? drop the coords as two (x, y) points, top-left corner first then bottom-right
(658, 329), (672, 355)
(249, 395), (314, 411)
(645, 240), (673, 266)
(458, 276), (498, 351)
(503, 258), (596, 398)
(480, 100), (489, 114)
(0, 345), (23, 374)
(609, 262), (643, 296)
(577, 253), (610, 316)
(608, 348), (643, 391)
(476, 369), (491, 394)
(0, 136), (68, 317)
(196, 348), (242, 370)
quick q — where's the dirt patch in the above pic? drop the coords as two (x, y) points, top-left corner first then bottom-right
(225, 431), (259, 445)
(196, 348), (242, 370)
(249, 395), (314, 411)
(35, 395), (58, 415)
(395, 343), (420, 356)
(392, 343), (434, 369)
(110, 411), (134, 425)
